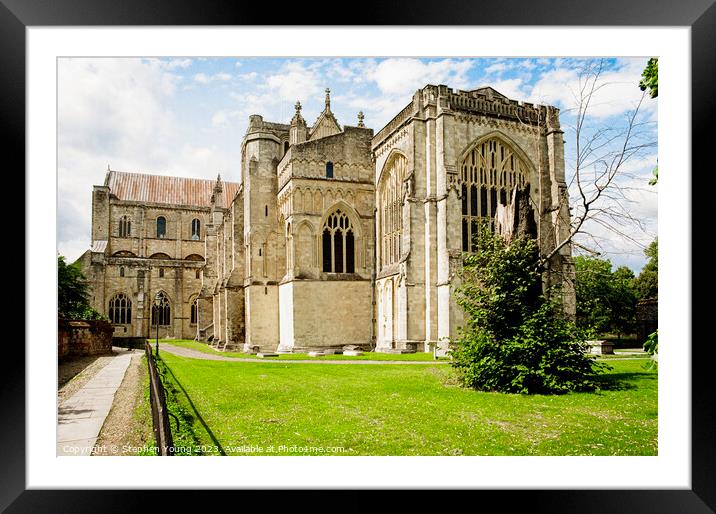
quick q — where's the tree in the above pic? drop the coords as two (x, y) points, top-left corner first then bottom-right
(610, 265), (637, 340)
(537, 59), (656, 269)
(450, 230), (608, 394)
(58, 255), (104, 320)
(574, 256), (637, 339)
(633, 238), (658, 300)
(639, 57), (658, 99)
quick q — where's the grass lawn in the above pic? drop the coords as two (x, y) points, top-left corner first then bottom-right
(157, 352), (658, 456)
(160, 339), (448, 361)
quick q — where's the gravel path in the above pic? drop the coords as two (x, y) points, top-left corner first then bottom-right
(159, 343), (448, 365)
(93, 351), (153, 455)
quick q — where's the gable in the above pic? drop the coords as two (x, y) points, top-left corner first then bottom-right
(309, 112), (341, 141)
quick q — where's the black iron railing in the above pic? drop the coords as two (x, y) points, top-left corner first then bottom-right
(144, 341), (174, 456)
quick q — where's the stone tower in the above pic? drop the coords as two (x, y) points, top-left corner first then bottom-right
(240, 114), (290, 351)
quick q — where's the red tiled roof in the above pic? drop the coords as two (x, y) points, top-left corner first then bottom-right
(105, 170), (240, 209)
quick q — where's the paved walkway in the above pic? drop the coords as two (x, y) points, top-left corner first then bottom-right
(159, 343), (449, 365)
(57, 350), (139, 456)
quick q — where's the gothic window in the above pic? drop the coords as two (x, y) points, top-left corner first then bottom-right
(326, 161), (334, 178)
(321, 208), (355, 273)
(378, 153), (407, 268)
(119, 266), (125, 277)
(191, 218), (201, 240)
(118, 216), (131, 237)
(108, 293), (132, 324)
(151, 292), (171, 326)
(156, 216), (166, 238)
(195, 269), (200, 279)
(190, 298), (198, 325)
(460, 137), (528, 252)
(159, 268), (164, 278)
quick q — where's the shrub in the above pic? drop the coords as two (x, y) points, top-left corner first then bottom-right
(450, 230), (609, 394)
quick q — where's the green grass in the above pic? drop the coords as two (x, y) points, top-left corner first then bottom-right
(159, 339), (448, 361)
(156, 352), (658, 456)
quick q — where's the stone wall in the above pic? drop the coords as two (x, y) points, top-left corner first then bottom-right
(58, 319), (114, 359)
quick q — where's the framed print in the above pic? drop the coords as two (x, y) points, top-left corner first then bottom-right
(6, 0), (713, 511)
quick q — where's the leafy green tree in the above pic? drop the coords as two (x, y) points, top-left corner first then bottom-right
(574, 256), (637, 339)
(574, 256), (613, 334)
(639, 58), (659, 185)
(639, 57), (658, 99)
(610, 266), (637, 340)
(633, 239), (658, 300)
(58, 255), (105, 320)
(449, 230), (608, 394)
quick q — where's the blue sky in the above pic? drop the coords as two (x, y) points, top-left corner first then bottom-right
(58, 56), (657, 272)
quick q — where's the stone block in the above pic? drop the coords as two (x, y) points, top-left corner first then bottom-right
(587, 340), (614, 355)
(343, 350), (363, 357)
(257, 352), (278, 358)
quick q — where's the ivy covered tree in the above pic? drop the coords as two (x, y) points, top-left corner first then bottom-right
(449, 230), (608, 395)
(58, 255), (104, 320)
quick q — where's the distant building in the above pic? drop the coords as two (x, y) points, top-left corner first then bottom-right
(80, 85), (575, 353)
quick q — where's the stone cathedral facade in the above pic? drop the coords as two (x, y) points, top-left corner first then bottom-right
(80, 85), (575, 353)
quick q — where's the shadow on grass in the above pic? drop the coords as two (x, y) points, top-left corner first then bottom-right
(161, 360), (227, 456)
(595, 371), (657, 392)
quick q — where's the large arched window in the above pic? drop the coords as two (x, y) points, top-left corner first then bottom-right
(378, 153), (407, 268)
(191, 218), (201, 240)
(325, 161), (334, 178)
(322, 209), (355, 273)
(151, 292), (171, 326)
(108, 293), (132, 324)
(118, 215), (131, 237)
(461, 136), (528, 252)
(156, 216), (166, 238)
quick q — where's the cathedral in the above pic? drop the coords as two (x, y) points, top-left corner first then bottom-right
(79, 84), (575, 354)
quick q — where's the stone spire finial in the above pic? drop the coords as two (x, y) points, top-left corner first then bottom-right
(325, 88), (331, 110)
(217, 172), (222, 182)
(295, 100), (302, 114)
(107, 163), (110, 171)
(357, 111), (365, 128)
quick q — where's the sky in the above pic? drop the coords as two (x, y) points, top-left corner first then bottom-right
(57, 56), (658, 273)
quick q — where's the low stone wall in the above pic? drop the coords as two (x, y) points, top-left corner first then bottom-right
(58, 319), (114, 359)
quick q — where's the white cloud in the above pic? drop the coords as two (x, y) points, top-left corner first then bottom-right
(485, 62), (508, 75)
(194, 72), (232, 84)
(194, 72), (209, 84)
(239, 71), (258, 81)
(528, 59), (657, 119)
(488, 78), (529, 101)
(370, 58), (474, 96)
(265, 62), (321, 101)
(164, 58), (192, 70)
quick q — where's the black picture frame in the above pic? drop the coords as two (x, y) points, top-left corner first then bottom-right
(6, 1), (711, 511)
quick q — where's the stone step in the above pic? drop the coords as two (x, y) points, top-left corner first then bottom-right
(257, 353), (279, 358)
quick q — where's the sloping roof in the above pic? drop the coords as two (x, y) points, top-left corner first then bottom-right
(309, 110), (342, 141)
(91, 240), (107, 253)
(105, 170), (240, 209)
(469, 86), (509, 100)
